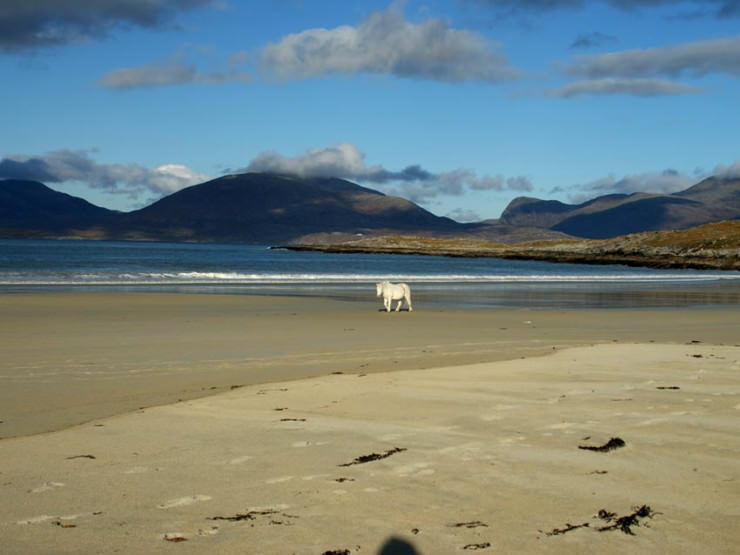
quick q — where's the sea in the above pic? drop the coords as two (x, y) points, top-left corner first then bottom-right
(2, 238), (740, 309)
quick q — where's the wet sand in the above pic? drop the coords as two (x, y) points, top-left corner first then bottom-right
(0, 293), (739, 553)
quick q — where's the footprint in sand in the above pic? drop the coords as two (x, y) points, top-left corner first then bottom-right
(157, 494), (212, 509)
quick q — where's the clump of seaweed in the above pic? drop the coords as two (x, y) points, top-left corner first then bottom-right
(451, 521), (488, 529)
(208, 509), (279, 522)
(543, 505), (657, 538)
(578, 437), (625, 452)
(339, 447), (406, 467)
(463, 542), (491, 550)
(597, 505), (656, 535)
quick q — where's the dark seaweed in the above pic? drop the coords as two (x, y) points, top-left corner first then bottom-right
(597, 505), (655, 535)
(451, 521), (488, 529)
(544, 522), (590, 536)
(463, 542), (491, 550)
(208, 509), (278, 522)
(578, 437), (625, 452)
(339, 447), (407, 467)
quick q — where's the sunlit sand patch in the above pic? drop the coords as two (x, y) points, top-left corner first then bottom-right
(123, 466), (149, 474)
(394, 462), (434, 477)
(17, 515), (55, 525)
(479, 414), (503, 421)
(226, 455), (252, 465)
(378, 433), (404, 441)
(291, 440), (329, 448)
(302, 474), (331, 481)
(547, 422), (577, 430)
(157, 494), (212, 509)
(266, 476), (293, 484)
(30, 481), (64, 493)
(248, 504), (291, 512)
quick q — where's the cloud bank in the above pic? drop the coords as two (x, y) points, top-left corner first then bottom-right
(245, 143), (532, 205)
(260, 4), (517, 83)
(98, 55), (251, 89)
(550, 35), (739, 97)
(566, 36), (740, 78)
(546, 77), (702, 97)
(0, 149), (210, 199)
(0, 0), (215, 52)
(555, 162), (740, 203)
(470, 0), (740, 19)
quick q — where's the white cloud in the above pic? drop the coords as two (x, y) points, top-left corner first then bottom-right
(245, 142), (532, 205)
(714, 161), (740, 178)
(446, 208), (482, 222)
(564, 169), (697, 203)
(260, 4), (518, 83)
(0, 149), (210, 198)
(247, 143), (377, 179)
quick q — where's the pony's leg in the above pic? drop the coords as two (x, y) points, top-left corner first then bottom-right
(406, 294), (413, 311)
(385, 298), (391, 312)
(395, 299), (402, 311)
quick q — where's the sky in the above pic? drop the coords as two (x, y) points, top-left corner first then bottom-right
(1, 0), (739, 222)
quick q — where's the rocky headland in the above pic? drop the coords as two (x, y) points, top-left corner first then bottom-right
(284, 220), (740, 271)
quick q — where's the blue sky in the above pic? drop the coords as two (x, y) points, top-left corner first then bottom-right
(1, 0), (739, 222)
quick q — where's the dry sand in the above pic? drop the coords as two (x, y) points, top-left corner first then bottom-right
(0, 293), (739, 553)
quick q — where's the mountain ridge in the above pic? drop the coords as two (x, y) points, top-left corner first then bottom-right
(1, 172), (739, 245)
(500, 176), (740, 238)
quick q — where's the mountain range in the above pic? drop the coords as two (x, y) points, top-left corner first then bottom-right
(500, 176), (740, 239)
(1, 172), (739, 243)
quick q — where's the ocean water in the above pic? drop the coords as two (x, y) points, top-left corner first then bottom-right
(2, 238), (740, 309)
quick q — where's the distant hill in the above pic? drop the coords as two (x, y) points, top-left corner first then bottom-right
(500, 176), (740, 238)
(0, 179), (118, 237)
(0, 173), (473, 243)
(123, 173), (464, 242)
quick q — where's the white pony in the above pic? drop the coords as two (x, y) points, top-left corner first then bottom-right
(376, 281), (413, 312)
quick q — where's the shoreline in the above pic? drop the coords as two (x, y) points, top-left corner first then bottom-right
(2, 292), (740, 439)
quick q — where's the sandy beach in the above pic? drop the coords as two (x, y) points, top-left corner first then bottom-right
(1, 293), (739, 553)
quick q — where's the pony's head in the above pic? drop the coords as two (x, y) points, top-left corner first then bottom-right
(376, 282), (383, 296)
